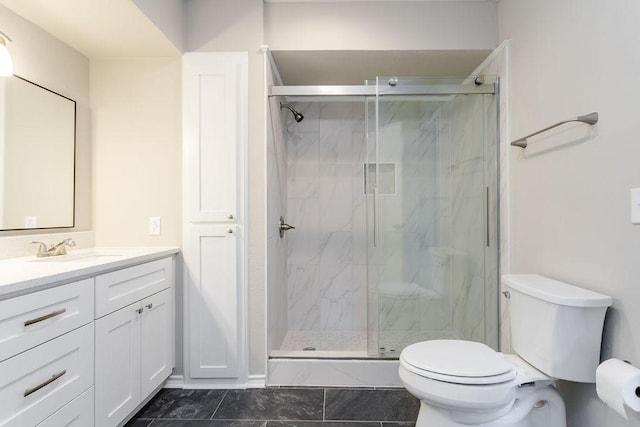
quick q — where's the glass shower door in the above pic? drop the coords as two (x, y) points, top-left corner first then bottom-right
(366, 76), (499, 357)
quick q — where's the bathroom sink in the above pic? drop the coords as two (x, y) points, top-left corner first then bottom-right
(30, 250), (122, 263)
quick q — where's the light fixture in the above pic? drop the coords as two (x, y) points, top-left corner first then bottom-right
(0, 30), (13, 77)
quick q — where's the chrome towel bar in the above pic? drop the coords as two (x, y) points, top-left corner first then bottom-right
(511, 112), (599, 148)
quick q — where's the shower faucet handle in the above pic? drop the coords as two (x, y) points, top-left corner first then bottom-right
(279, 216), (295, 238)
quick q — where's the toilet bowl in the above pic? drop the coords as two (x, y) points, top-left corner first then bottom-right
(399, 340), (564, 426)
(399, 274), (612, 427)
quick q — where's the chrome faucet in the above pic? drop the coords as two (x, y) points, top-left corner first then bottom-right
(32, 238), (76, 257)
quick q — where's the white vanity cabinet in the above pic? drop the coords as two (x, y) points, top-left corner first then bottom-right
(94, 257), (174, 427)
(0, 248), (178, 427)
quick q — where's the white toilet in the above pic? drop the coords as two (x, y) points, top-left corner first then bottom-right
(399, 274), (612, 427)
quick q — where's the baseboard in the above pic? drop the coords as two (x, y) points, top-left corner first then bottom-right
(175, 375), (266, 389)
(164, 374), (185, 388)
(246, 374), (266, 388)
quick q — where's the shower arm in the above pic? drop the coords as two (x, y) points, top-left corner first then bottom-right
(510, 112), (598, 148)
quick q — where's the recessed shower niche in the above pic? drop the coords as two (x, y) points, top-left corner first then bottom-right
(265, 54), (499, 385)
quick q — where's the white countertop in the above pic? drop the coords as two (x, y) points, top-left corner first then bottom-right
(0, 247), (180, 299)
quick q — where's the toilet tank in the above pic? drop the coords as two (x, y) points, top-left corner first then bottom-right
(503, 274), (612, 383)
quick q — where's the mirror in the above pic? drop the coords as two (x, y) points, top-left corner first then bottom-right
(0, 75), (76, 231)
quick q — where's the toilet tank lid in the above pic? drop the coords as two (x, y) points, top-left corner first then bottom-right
(502, 274), (612, 308)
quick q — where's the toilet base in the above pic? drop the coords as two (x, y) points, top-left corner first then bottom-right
(414, 386), (566, 427)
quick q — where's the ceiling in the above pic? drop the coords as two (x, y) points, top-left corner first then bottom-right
(0, 0), (178, 58)
(0, 0), (493, 78)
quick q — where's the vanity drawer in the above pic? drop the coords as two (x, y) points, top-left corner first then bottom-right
(0, 323), (94, 427)
(37, 387), (93, 427)
(0, 278), (94, 362)
(95, 257), (173, 318)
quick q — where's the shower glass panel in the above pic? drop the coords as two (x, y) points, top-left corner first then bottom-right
(366, 77), (499, 358)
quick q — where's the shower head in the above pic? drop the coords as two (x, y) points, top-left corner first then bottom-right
(280, 103), (304, 122)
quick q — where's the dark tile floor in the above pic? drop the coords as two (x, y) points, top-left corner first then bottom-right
(126, 387), (419, 427)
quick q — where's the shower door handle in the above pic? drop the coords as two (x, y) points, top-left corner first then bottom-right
(373, 188), (378, 248)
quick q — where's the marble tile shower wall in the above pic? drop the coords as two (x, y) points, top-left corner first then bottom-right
(285, 101), (449, 337)
(266, 63), (288, 352)
(285, 102), (367, 332)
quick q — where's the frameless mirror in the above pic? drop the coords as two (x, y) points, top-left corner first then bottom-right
(0, 75), (76, 231)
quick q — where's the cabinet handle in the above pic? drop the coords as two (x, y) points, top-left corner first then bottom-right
(227, 229), (233, 234)
(24, 308), (67, 327)
(24, 370), (67, 397)
(136, 307), (144, 314)
(228, 214), (234, 220)
(145, 303), (153, 310)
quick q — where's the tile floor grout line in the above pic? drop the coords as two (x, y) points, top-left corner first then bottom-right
(323, 387), (327, 421)
(209, 389), (230, 420)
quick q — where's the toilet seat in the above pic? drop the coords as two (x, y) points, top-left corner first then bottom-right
(400, 340), (516, 385)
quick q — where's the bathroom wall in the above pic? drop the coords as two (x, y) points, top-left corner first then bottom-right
(500, 1), (640, 426)
(264, 1), (498, 51)
(0, 3), (91, 236)
(266, 60), (288, 355)
(90, 58), (181, 247)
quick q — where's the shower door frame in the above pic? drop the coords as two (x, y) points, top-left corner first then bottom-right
(268, 79), (499, 360)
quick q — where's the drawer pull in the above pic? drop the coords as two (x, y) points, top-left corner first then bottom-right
(146, 303), (153, 309)
(24, 308), (67, 327)
(24, 370), (67, 397)
(136, 307), (144, 314)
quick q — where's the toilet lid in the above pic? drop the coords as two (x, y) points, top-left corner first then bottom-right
(400, 340), (515, 385)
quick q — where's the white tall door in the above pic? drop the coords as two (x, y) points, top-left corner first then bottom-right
(183, 52), (247, 383)
(94, 306), (141, 427)
(140, 289), (173, 397)
(186, 225), (238, 378)
(183, 53), (246, 223)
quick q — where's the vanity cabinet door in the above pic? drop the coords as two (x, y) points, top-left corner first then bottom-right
(95, 289), (174, 427)
(94, 302), (141, 427)
(186, 225), (238, 379)
(140, 288), (173, 398)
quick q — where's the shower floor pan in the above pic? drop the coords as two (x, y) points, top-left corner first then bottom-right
(268, 330), (458, 386)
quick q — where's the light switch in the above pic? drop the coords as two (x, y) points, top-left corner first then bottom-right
(631, 189), (640, 224)
(149, 217), (161, 235)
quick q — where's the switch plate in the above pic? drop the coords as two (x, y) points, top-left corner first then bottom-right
(149, 217), (161, 235)
(631, 189), (640, 224)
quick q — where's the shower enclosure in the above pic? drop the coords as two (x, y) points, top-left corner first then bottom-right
(266, 74), (498, 384)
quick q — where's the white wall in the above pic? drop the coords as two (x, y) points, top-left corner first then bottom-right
(91, 58), (182, 247)
(500, 1), (640, 426)
(0, 3), (91, 235)
(265, 1), (498, 50)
